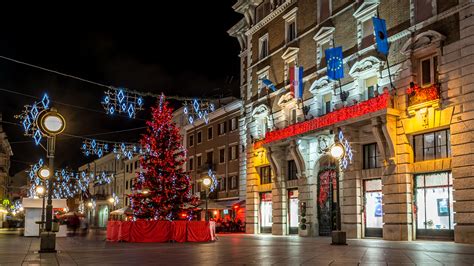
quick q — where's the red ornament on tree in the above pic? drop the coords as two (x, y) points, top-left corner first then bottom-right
(129, 94), (198, 220)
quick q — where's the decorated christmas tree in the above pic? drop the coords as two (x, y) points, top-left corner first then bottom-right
(130, 95), (197, 220)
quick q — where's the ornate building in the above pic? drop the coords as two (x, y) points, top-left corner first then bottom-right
(0, 113), (13, 226)
(229, 0), (474, 243)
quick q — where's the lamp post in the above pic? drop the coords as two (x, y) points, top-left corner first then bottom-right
(202, 176), (212, 222)
(37, 108), (65, 253)
(329, 138), (346, 245)
(35, 185), (46, 232)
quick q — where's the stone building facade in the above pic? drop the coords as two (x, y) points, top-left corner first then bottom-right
(174, 98), (246, 222)
(229, 0), (474, 243)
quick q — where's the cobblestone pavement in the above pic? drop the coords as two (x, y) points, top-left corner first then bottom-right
(1, 229), (473, 265)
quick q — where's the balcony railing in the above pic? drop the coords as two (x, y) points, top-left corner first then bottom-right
(407, 84), (440, 107)
(254, 92), (391, 149)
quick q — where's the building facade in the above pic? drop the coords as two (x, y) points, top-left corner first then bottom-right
(229, 0), (474, 243)
(174, 98), (245, 222)
(0, 114), (13, 226)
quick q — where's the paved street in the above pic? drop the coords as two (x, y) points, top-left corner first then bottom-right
(1, 230), (474, 265)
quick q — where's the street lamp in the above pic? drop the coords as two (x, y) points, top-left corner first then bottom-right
(141, 188), (150, 195)
(37, 107), (66, 253)
(202, 176), (213, 222)
(35, 185), (46, 233)
(108, 197), (115, 204)
(37, 166), (51, 180)
(87, 202), (93, 208)
(330, 142), (345, 160)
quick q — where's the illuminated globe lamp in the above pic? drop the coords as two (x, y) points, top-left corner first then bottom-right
(36, 185), (46, 196)
(330, 142), (345, 160)
(37, 166), (51, 180)
(37, 108), (66, 136)
(201, 176), (213, 222)
(108, 197), (115, 204)
(142, 188), (150, 195)
(87, 202), (93, 208)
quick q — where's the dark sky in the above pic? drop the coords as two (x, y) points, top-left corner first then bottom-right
(0, 2), (242, 175)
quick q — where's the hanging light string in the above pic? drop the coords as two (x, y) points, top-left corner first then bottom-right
(0, 55), (217, 101)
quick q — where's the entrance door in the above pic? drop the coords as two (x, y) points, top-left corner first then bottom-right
(260, 192), (272, 233)
(364, 179), (383, 237)
(98, 205), (109, 228)
(288, 189), (299, 234)
(317, 168), (339, 236)
(415, 172), (454, 240)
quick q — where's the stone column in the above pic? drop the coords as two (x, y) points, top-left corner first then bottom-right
(269, 146), (288, 235)
(383, 115), (413, 241)
(340, 126), (362, 238)
(451, 4), (474, 244)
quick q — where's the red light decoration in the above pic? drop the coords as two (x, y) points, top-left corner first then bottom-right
(233, 205), (239, 209)
(406, 83), (440, 106)
(254, 93), (390, 149)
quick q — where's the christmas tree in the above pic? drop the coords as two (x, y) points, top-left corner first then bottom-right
(130, 95), (197, 220)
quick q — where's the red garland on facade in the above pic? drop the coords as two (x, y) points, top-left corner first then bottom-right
(254, 92), (391, 149)
(406, 83), (440, 106)
(129, 95), (198, 220)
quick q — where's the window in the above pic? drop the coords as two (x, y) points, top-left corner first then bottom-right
(189, 157), (194, 171)
(125, 180), (129, 190)
(260, 166), (272, 184)
(362, 18), (373, 39)
(126, 164), (129, 173)
(219, 177), (227, 192)
(218, 122), (226, 136)
(318, 0), (330, 23)
(323, 93), (332, 115)
(414, 129), (451, 162)
(288, 160), (298, 180)
(197, 131), (202, 144)
(365, 76), (378, 100)
(230, 117), (238, 131)
(230, 176), (239, 190)
(229, 145), (238, 160)
(197, 155), (202, 167)
(208, 127), (213, 140)
(257, 117), (268, 138)
(420, 55), (438, 87)
(363, 143), (382, 169)
(286, 20), (296, 43)
(206, 151), (214, 165)
(415, 0), (433, 23)
(219, 148), (225, 164)
(259, 34), (269, 59)
(189, 135), (194, 147)
(256, 0), (271, 22)
(197, 181), (202, 193)
(135, 161), (139, 169)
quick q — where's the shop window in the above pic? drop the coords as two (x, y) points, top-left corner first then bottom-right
(363, 143), (381, 169)
(414, 129), (451, 162)
(287, 160), (298, 180)
(260, 192), (273, 231)
(260, 166), (272, 184)
(288, 190), (299, 233)
(415, 172), (454, 231)
(420, 55), (438, 87)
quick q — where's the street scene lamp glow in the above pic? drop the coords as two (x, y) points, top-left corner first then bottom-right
(142, 188), (150, 195)
(35, 185), (45, 196)
(87, 202), (93, 208)
(38, 109), (66, 136)
(330, 143), (345, 160)
(202, 176), (212, 187)
(37, 166), (51, 180)
(108, 197), (115, 204)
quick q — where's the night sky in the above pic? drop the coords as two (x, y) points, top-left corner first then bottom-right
(0, 2), (242, 175)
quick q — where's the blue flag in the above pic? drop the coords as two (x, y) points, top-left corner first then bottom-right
(373, 17), (389, 55)
(325, 46), (344, 80)
(262, 78), (277, 92)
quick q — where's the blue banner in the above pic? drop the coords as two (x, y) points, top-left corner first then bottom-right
(373, 17), (389, 55)
(325, 46), (344, 80)
(262, 78), (277, 92)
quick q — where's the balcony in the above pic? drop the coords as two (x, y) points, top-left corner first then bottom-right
(254, 92), (392, 149)
(407, 84), (440, 115)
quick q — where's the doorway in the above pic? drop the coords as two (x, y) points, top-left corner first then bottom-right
(260, 192), (272, 233)
(364, 179), (383, 237)
(288, 189), (299, 234)
(317, 167), (339, 236)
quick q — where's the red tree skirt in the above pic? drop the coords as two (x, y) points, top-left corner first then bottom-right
(106, 221), (216, 243)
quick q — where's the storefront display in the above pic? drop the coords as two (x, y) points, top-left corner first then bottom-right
(288, 189), (299, 234)
(364, 179), (383, 237)
(415, 172), (454, 239)
(260, 192), (272, 233)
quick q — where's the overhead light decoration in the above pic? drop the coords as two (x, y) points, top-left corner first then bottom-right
(102, 87), (144, 118)
(81, 139), (144, 160)
(183, 99), (215, 125)
(337, 130), (353, 169)
(15, 93), (51, 146)
(206, 169), (218, 193)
